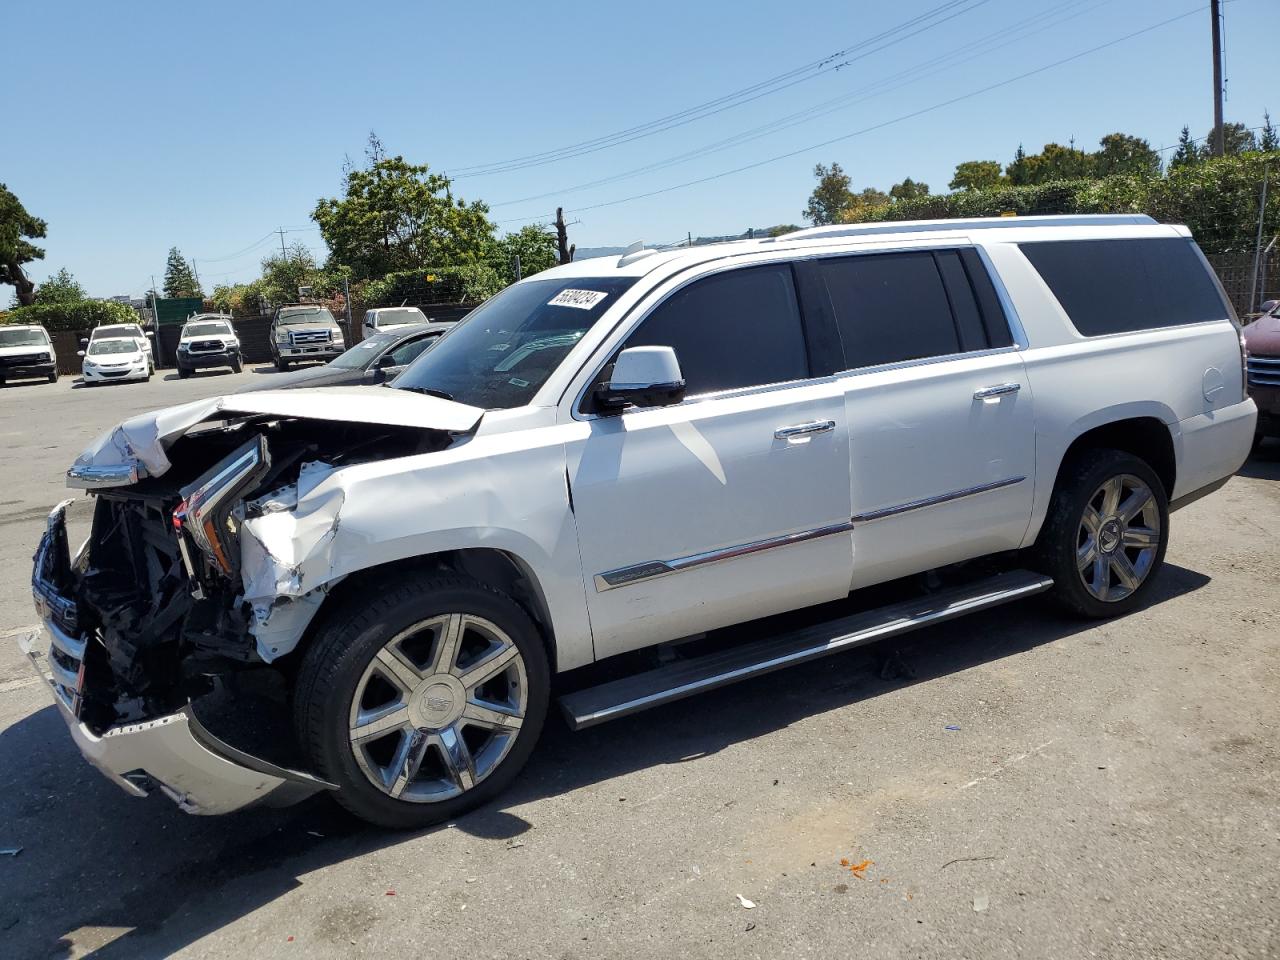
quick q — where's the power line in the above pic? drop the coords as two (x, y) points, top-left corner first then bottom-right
(491, 0), (1105, 208)
(496, 4), (1208, 227)
(450, 0), (994, 178)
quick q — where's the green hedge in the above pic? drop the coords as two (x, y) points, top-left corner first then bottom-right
(865, 152), (1280, 253)
(1, 299), (139, 332)
(360, 264), (504, 308)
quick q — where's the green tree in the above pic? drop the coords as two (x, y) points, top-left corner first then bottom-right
(163, 246), (202, 298)
(1258, 111), (1277, 152)
(1169, 126), (1200, 171)
(889, 177), (930, 201)
(258, 241), (328, 307)
(313, 137), (495, 281)
(1012, 143), (1095, 185)
(490, 225), (558, 282)
(1205, 122), (1258, 156)
(0, 183), (47, 307)
(33, 267), (85, 304)
(842, 186), (891, 222)
(768, 224), (802, 237)
(803, 162), (853, 225)
(1005, 144), (1031, 185)
(949, 160), (1004, 191)
(1093, 133), (1161, 178)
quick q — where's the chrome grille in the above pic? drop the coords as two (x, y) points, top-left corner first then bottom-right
(188, 339), (225, 353)
(1246, 354), (1280, 388)
(290, 329), (331, 345)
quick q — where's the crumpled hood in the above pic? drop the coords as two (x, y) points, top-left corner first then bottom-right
(68, 386), (483, 485)
(1244, 313), (1280, 357)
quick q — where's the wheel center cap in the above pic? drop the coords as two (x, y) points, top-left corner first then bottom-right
(408, 674), (465, 729)
(1099, 517), (1123, 554)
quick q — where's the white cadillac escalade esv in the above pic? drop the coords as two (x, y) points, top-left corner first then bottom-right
(26, 215), (1256, 827)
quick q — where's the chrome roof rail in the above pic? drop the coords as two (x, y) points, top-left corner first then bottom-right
(765, 214), (1159, 243)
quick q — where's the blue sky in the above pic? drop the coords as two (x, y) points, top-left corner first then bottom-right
(4, 0), (1274, 297)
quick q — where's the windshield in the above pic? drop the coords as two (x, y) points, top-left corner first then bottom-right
(393, 277), (635, 409)
(278, 308), (335, 326)
(373, 308), (424, 326)
(0, 327), (49, 347)
(330, 332), (399, 369)
(183, 322), (232, 338)
(94, 325), (142, 340)
(88, 339), (139, 356)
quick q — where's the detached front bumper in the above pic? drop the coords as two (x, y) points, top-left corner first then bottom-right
(26, 501), (334, 815)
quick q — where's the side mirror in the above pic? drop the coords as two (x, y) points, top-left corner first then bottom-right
(77, 350), (85, 357)
(1261, 300), (1279, 316)
(595, 346), (686, 413)
(145, 330), (156, 338)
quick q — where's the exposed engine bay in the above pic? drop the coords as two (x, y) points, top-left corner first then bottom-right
(64, 414), (455, 734)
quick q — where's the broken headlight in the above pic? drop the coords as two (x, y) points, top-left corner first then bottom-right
(174, 435), (270, 579)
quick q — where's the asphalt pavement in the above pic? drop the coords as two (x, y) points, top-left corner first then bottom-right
(0, 367), (1277, 959)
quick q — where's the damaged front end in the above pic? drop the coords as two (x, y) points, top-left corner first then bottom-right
(27, 389), (479, 814)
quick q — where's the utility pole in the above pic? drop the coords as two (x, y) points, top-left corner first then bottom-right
(342, 274), (352, 327)
(191, 259), (201, 294)
(278, 227), (288, 259)
(555, 208), (575, 265)
(1210, 0), (1224, 157)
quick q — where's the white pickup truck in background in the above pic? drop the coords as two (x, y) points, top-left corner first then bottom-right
(26, 215), (1255, 827)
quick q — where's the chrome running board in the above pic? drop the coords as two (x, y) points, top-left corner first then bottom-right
(559, 569), (1053, 730)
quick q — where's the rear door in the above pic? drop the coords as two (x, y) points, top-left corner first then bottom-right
(797, 247), (1036, 589)
(566, 262), (854, 660)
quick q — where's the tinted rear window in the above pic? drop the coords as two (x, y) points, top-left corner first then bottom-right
(817, 251), (960, 369)
(1019, 238), (1228, 336)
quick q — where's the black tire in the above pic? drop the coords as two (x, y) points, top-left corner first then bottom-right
(231, 354), (243, 373)
(178, 365), (190, 379)
(293, 575), (550, 829)
(275, 357), (290, 371)
(1034, 448), (1169, 619)
(47, 370), (58, 383)
(1251, 433), (1264, 456)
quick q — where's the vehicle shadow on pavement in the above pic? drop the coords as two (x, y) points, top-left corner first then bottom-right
(0, 564), (1210, 959)
(160, 370), (239, 383)
(1237, 440), (1280, 479)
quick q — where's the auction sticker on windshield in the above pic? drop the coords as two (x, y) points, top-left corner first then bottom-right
(548, 289), (608, 310)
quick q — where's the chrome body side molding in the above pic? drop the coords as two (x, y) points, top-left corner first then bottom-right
(851, 476), (1026, 524)
(594, 521), (855, 592)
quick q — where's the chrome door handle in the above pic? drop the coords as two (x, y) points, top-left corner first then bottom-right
(775, 419), (835, 440)
(973, 382), (1021, 399)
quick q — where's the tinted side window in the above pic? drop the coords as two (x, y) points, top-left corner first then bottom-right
(623, 264), (808, 396)
(1019, 238), (1229, 336)
(388, 334), (439, 366)
(817, 252), (960, 369)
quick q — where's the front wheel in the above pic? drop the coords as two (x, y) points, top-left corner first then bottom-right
(1035, 449), (1169, 618)
(293, 575), (549, 829)
(47, 370), (58, 383)
(231, 354), (242, 373)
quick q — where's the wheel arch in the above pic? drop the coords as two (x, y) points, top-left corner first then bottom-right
(284, 547), (562, 674)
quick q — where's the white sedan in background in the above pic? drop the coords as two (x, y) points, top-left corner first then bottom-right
(79, 337), (152, 385)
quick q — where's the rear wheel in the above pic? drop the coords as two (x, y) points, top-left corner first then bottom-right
(294, 575), (549, 829)
(1035, 449), (1169, 618)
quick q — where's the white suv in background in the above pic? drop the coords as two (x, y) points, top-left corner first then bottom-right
(176, 314), (242, 377)
(29, 215), (1255, 828)
(363, 306), (429, 336)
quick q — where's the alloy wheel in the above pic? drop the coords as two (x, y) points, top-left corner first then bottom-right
(348, 614), (528, 802)
(1075, 474), (1161, 603)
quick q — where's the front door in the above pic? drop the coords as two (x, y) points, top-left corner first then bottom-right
(566, 262), (855, 661)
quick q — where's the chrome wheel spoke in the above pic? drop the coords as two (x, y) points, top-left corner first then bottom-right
(350, 704), (411, 744)
(434, 725), (476, 791)
(1122, 526), (1159, 549)
(1077, 536), (1097, 571)
(1099, 477), (1122, 517)
(1089, 554), (1110, 599)
(388, 728), (431, 799)
(375, 646), (424, 695)
(1117, 487), (1151, 524)
(428, 613), (465, 676)
(1080, 505), (1103, 537)
(1110, 551), (1141, 592)
(462, 699), (523, 732)
(459, 644), (519, 692)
